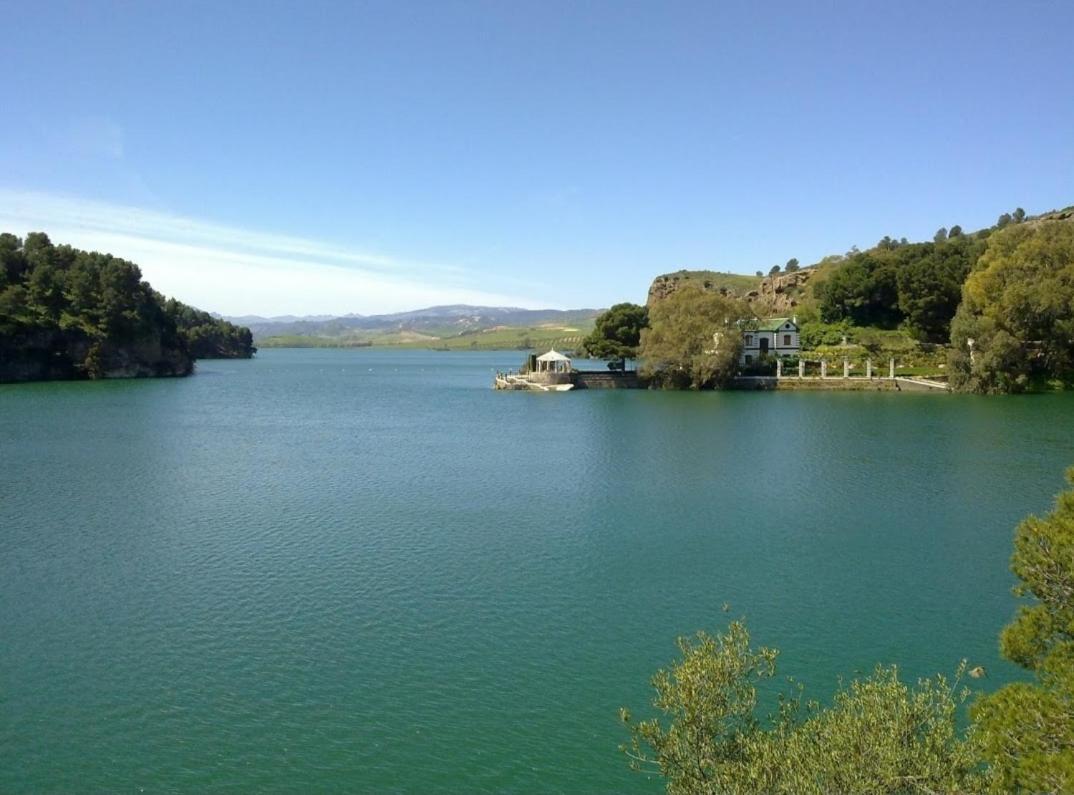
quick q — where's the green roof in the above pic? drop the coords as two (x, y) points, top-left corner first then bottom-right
(755, 317), (795, 332)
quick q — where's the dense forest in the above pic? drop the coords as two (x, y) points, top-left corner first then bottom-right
(813, 229), (986, 342)
(161, 298), (256, 359)
(0, 232), (254, 383)
(809, 207), (1074, 391)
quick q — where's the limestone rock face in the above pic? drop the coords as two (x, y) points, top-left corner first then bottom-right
(757, 270), (813, 312)
(647, 273), (734, 303)
(647, 268), (813, 314)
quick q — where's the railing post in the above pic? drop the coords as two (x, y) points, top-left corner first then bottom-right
(798, 360), (805, 379)
(821, 359), (827, 379)
(866, 359), (872, 379)
(843, 358), (849, 379)
(889, 358), (896, 379)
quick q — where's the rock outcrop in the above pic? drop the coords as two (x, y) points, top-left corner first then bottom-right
(647, 273), (738, 303)
(647, 268), (814, 314)
(0, 330), (194, 383)
(754, 269), (813, 312)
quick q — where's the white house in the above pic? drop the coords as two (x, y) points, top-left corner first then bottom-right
(740, 317), (800, 365)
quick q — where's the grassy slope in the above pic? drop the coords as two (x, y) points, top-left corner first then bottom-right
(655, 269), (763, 293)
(258, 320), (595, 351)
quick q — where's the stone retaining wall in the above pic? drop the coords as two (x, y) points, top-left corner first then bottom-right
(572, 371), (641, 389)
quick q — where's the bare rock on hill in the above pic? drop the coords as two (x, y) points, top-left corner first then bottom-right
(647, 268), (813, 314)
(758, 270), (813, 311)
(647, 273), (732, 303)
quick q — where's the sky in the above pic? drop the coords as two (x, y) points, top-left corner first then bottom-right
(2, 0), (1073, 316)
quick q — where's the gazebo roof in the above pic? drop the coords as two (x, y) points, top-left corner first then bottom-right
(536, 349), (571, 362)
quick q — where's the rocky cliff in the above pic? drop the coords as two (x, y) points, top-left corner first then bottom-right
(0, 329), (193, 383)
(647, 268), (814, 314)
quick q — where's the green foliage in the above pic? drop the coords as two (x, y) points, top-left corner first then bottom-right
(622, 621), (980, 795)
(0, 231), (254, 382)
(896, 236), (983, 342)
(784, 258), (799, 272)
(948, 221), (1074, 393)
(814, 236), (983, 342)
(972, 468), (1074, 793)
(798, 320), (851, 349)
(875, 235), (909, 250)
(621, 622), (776, 794)
(799, 329), (946, 375)
(653, 270), (763, 295)
(738, 356), (777, 376)
(814, 249), (901, 328)
(639, 285), (747, 389)
(581, 302), (648, 366)
(162, 298), (255, 358)
(768, 265), (781, 275)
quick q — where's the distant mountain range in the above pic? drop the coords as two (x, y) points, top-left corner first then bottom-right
(228, 304), (603, 345)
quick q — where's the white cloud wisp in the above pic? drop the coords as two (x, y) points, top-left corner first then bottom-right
(0, 189), (546, 316)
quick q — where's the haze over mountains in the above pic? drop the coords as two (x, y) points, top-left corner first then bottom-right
(228, 304), (602, 342)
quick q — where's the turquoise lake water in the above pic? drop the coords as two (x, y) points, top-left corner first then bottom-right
(2, 348), (1073, 793)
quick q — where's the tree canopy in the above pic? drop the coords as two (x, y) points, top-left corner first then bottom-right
(639, 285), (747, 389)
(813, 235), (983, 341)
(580, 302), (648, 369)
(814, 248), (902, 328)
(163, 298), (255, 359)
(948, 220), (1074, 393)
(972, 468), (1074, 792)
(622, 622), (979, 795)
(0, 231), (254, 382)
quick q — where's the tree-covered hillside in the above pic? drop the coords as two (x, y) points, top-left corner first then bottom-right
(814, 231), (985, 342)
(0, 232), (254, 383)
(949, 218), (1074, 392)
(644, 204), (1074, 392)
(163, 299), (255, 359)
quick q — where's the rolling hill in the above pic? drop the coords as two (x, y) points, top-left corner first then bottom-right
(243, 305), (603, 350)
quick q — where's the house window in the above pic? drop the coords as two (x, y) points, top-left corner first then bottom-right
(783, 334), (792, 346)
(745, 354), (753, 364)
(745, 335), (753, 346)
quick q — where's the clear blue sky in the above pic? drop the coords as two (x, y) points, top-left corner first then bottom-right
(2, 0), (1072, 315)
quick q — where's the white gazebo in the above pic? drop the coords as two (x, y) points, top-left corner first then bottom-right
(535, 349), (572, 374)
